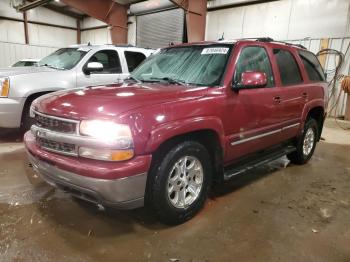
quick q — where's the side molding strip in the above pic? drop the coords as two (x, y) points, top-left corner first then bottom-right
(230, 123), (300, 146)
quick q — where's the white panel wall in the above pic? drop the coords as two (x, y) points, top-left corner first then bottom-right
(81, 28), (111, 45)
(206, 0), (350, 117)
(81, 16), (137, 46)
(0, 0), (77, 47)
(0, 20), (25, 44)
(26, 6), (76, 28)
(206, 0), (350, 41)
(0, 42), (56, 67)
(28, 24), (76, 47)
(81, 17), (106, 28)
(0, 0), (77, 67)
(0, 0), (22, 19)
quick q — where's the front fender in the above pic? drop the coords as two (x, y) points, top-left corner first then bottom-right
(145, 116), (226, 153)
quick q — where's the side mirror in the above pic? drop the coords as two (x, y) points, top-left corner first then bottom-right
(232, 71), (268, 91)
(84, 62), (103, 75)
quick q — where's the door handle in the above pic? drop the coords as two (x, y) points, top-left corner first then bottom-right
(302, 92), (308, 99)
(273, 96), (282, 104)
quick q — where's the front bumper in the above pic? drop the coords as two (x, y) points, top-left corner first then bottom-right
(0, 97), (25, 128)
(25, 132), (152, 209)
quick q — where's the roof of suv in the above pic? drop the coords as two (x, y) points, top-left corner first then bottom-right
(68, 44), (154, 51)
(167, 37), (308, 51)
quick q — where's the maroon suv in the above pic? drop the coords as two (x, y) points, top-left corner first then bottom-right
(25, 39), (328, 224)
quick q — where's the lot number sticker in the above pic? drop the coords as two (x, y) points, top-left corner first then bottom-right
(201, 47), (229, 55)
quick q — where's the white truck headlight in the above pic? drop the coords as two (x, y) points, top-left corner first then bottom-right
(79, 120), (133, 148)
(0, 78), (10, 97)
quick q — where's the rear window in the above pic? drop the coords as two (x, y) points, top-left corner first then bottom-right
(298, 50), (325, 82)
(273, 49), (303, 86)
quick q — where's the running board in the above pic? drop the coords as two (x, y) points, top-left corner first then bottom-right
(223, 145), (296, 181)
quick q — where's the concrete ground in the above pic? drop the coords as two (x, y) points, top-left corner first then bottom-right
(0, 119), (349, 262)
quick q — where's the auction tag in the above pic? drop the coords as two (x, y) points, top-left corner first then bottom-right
(201, 47), (229, 55)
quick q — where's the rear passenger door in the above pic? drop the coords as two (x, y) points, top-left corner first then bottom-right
(272, 48), (306, 139)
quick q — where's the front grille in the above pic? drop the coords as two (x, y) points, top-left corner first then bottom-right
(35, 113), (77, 134)
(37, 137), (77, 156)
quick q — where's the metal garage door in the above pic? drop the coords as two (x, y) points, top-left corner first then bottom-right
(136, 8), (185, 49)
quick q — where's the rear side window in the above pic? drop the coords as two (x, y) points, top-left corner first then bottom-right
(273, 49), (302, 86)
(125, 51), (146, 72)
(234, 46), (274, 87)
(298, 50), (325, 82)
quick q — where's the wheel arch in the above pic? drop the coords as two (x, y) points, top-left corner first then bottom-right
(305, 106), (325, 140)
(20, 91), (52, 127)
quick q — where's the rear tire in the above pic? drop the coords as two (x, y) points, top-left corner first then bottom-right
(147, 141), (212, 225)
(287, 118), (318, 165)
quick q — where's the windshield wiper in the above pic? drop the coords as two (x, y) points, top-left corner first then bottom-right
(125, 76), (142, 83)
(150, 77), (187, 86)
(40, 64), (65, 70)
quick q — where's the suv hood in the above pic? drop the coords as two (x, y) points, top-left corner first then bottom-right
(35, 82), (209, 120)
(0, 66), (56, 77)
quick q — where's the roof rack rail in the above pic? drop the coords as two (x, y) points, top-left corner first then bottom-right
(112, 44), (135, 47)
(252, 37), (307, 50)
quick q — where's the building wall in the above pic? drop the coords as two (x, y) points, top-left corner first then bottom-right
(0, 0), (77, 67)
(0, 41), (56, 67)
(81, 16), (136, 45)
(206, 0), (350, 117)
(206, 0), (350, 41)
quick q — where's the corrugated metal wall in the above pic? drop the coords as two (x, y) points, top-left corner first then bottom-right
(288, 38), (350, 117)
(206, 0), (350, 40)
(0, 41), (57, 67)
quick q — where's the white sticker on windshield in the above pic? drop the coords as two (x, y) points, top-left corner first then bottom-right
(77, 47), (92, 52)
(201, 47), (229, 55)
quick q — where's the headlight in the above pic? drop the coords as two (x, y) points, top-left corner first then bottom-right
(0, 78), (10, 97)
(79, 120), (133, 148)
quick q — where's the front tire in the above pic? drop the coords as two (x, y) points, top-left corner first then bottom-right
(287, 118), (318, 165)
(147, 141), (212, 225)
(21, 100), (35, 133)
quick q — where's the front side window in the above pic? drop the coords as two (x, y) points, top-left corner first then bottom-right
(131, 45), (232, 86)
(234, 46), (274, 87)
(273, 49), (303, 86)
(125, 51), (146, 72)
(38, 48), (87, 70)
(298, 50), (325, 82)
(86, 50), (122, 74)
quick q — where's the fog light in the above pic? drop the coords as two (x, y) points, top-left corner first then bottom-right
(79, 147), (134, 161)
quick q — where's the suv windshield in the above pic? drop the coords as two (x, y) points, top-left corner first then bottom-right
(38, 48), (88, 70)
(131, 45), (232, 86)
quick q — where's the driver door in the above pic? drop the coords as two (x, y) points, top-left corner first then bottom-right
(223, 45), (285, 163)
(77, 49), (126, 87)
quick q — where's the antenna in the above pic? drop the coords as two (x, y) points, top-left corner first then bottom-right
(218, 32), (225, 41)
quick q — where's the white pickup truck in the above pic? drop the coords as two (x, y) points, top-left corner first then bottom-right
(0, 44), (153, 131)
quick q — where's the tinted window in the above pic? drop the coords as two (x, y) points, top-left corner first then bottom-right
(131, 45), (232, 86)
(87, 50), (121, 74)
(125, 51), (146, 72)
(12, 61), (26, 67)
(234, 46), (274, 87)
(273, 49), (302, 86)
(25, 61), (37, 66)
(298, 50), (325, 82)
